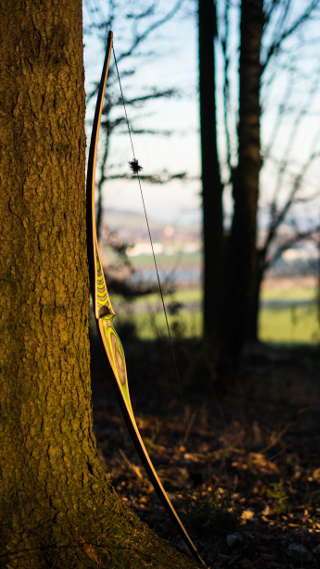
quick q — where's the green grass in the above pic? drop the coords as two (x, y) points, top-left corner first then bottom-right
(259, 305), (319, 344)
(128, 288), (201, 306)
(122, 308), (202, 340)
(262, 285), (317, 301)
(115, 283), (319, 344)
(116, 284), (318, 306)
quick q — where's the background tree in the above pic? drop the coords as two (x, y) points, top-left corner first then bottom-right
(84, 0), (186, 240)
(198, 0), (224, 357)
(222, 0), (264, 363)
(0, 1), (198, 567)
(198, 0), (320, 363)
(84, 0), (188, 304)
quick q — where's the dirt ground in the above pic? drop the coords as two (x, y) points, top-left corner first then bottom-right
(92, 338), (320, 568)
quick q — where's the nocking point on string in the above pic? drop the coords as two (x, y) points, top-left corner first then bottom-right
(129, 158), (143, 175)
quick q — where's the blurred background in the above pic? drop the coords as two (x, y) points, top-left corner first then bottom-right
(83, 0), (320, 352)
(84, 4), (320, 561)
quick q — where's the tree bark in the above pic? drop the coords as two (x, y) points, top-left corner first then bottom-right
(222, 0), (264, 365)
(0, 1), (198, 567)
(198, 0), (224, 355)
(246, 250), (266, 342)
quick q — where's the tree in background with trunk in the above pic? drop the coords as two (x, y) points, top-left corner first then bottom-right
(222, 0), (264, 364)
(198, 0), (320, 365)
(198, 0), (224, 358)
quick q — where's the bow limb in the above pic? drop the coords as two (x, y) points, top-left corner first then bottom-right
(86, 31), (207, 569)
(86, 31), (114, 321)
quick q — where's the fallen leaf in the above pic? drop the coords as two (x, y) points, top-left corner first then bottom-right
(249, 452), (279, 474)
(241, 509), (255, 521)
(312, 467), (320, 482)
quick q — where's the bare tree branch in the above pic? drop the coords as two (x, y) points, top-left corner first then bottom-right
(117, 0), (185, 64)
(267, 226), (320, 269)
(84, 0), (186, 239)
(267, 69), (320, 207)
(106, 171), (187, 183)
(262, 0), (320, 72)
(263, 143), (320, 256)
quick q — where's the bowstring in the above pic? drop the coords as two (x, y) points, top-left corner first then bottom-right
(112, 45), (182, 388)
(112, 42), (240, 527)
(112, 42), (235, 563)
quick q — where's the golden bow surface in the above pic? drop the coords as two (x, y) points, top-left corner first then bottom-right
(86, 30), (207, 568)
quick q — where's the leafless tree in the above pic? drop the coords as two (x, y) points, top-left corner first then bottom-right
(83, 1), (188, 300)
(214, 0), (320, 357)
(84, 0), (186, 239)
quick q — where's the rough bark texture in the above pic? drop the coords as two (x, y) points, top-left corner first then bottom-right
(0, 1), (198, 567)
(222, 0), (264, 365)
(199, 0), (224, 355)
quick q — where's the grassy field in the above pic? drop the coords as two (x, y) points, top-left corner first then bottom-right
(259, 304), (319, 343)
(115, 280), (319, 344)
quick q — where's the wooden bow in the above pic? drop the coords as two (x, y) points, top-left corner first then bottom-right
(86, 30), (207, 568)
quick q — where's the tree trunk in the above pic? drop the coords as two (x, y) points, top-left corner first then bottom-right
(246, 250), (266, 342)
(222, 0), (264, 365)
(198, 0), (224, 356)
(0, 2), (197, 567)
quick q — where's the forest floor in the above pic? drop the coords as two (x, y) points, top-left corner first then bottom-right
(92, 339), (320, 569)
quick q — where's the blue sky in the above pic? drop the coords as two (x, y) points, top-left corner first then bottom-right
(83, 1), (320, 231)
(84, 2), (202, 226)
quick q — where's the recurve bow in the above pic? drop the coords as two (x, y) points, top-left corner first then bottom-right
(86, 30), (207, 568)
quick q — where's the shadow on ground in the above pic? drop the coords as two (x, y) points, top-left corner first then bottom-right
(91, 333), (320, 568)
